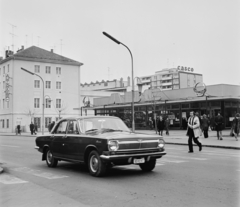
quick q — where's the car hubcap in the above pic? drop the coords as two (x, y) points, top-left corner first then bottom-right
(90, 155), (99, 173)
(47, 151), (52, 164)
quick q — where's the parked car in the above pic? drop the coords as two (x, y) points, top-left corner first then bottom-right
(35, 116), (167, 177)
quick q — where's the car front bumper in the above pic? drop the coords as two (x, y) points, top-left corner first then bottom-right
(100, 150), (166, 161)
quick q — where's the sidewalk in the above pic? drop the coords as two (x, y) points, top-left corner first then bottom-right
(135, 129), (240, 150)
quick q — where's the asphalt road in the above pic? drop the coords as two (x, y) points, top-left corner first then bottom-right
(0, 135), (239, 207)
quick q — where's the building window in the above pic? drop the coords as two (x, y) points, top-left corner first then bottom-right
(3, 66), (5, 74)
(34, 80), (40, 88)
(7, 65), (9, 72)
(35, 65), (40, 73)
(46, 81), (51, 89)
(46, 66), (51, 74)
(45, 99), (51, 108)
(3, 81), (5, 89)
(3, 99), (5, 109)
(56, 99), (61, 108)
(34, 98), (40, 108)
(7, 119), (9, 128)
(56, 81), (61, 89)
(56, 67), (61, 75)
(2, 120), (4, 128)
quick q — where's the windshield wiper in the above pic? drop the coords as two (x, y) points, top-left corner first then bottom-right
(85, 129), (99, 133)
(100, 128), (130, 133)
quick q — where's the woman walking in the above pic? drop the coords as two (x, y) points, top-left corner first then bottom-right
(232, 113), (240, 141)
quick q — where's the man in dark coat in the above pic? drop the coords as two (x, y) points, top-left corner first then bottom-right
(30, 122), (35, 135)
(215, 112), (224, 140)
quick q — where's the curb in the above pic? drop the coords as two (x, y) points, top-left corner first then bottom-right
(165, 142), (240, 150)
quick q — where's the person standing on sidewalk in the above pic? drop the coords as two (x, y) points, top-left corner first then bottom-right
(232, 113), (240, 141)
(165, 117), (170, 135)
(187, 111), (202, 153)
(215, 112), (224, 140)
(201, 114), (209, 138)
(157, 116), (165, 136)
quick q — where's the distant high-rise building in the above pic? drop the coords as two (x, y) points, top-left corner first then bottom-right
(137, 67), (203, 91)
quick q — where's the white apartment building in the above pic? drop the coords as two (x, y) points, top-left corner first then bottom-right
(137, 67), (203, 91)
(0, 46), (83, 133)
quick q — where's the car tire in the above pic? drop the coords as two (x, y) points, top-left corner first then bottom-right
(139, 159), (156, 172)
(88, 150), (106, 177)
(46, 148), (58, 167)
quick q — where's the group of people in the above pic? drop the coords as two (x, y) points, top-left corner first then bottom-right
(149, 116), (170, 136)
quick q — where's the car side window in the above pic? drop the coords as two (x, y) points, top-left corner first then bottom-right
(67, 120), (79, 134)
(55, 120), (68, 134)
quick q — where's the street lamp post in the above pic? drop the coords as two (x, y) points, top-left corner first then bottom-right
(103, 32), (135, 132)
(21, 67), (45, 135)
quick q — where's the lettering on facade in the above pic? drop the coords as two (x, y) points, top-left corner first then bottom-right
(177, 66), (194, 72)
(5, 74), (11, 102)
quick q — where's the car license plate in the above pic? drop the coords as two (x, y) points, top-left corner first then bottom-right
(133, 158), (145, 164)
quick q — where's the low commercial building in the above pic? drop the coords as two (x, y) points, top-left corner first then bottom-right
(93, 84), (240, 129)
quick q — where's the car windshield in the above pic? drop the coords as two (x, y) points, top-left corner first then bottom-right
(78, 117), (130, 134)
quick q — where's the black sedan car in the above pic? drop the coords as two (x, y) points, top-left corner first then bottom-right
(35, 116), (166, 177)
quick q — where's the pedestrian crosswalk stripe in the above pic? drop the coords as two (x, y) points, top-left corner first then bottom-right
(12, 167), (68, 179)
(0, 174), (28, 184)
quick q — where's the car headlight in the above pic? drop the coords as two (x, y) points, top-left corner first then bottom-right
(108, 140), (119, 151)
(158, 139), (165, 148)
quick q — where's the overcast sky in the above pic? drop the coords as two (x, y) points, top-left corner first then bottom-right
(1, 0), (239, 86)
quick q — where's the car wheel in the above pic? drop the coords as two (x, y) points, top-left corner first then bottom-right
(46, 148), (58, 167)
(88, 150), (106, 177)
(139, 159), (156, 172)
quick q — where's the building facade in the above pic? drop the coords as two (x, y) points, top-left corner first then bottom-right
(0, 46), (83, 133)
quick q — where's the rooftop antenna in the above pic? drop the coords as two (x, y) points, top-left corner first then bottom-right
(37, 36), (40, 46)
(25, 35), (28, 48)
(60, 39), (63, 55)
(8, 23), (17, 52)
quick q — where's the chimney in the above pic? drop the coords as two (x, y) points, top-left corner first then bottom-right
(127, 76), (130, 86)
(51, 49), (54, 53)
(21, 46), (24, 50)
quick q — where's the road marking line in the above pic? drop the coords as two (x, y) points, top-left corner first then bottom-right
(0, 174), (28, 184)
(12, 167), (68, 179)
(167, 155), (208, 160)
(0, 145), (20, 148)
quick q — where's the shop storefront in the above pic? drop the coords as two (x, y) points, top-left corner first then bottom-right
(93, 84), (240, 129)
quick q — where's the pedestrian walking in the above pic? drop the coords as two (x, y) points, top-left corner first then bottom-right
(210, 115), (215, 130)
(201, 114), (209, 138)
(34, 123), (38, 133)
(186, 111), (202, 153)
(231, 113), (240, 141)
(215, 112), (224, 140)
(16, 125), (21, 135)
(29, 122), (35, 135)
(165, 117), (170, 135)
(157, 116), (165, 136)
